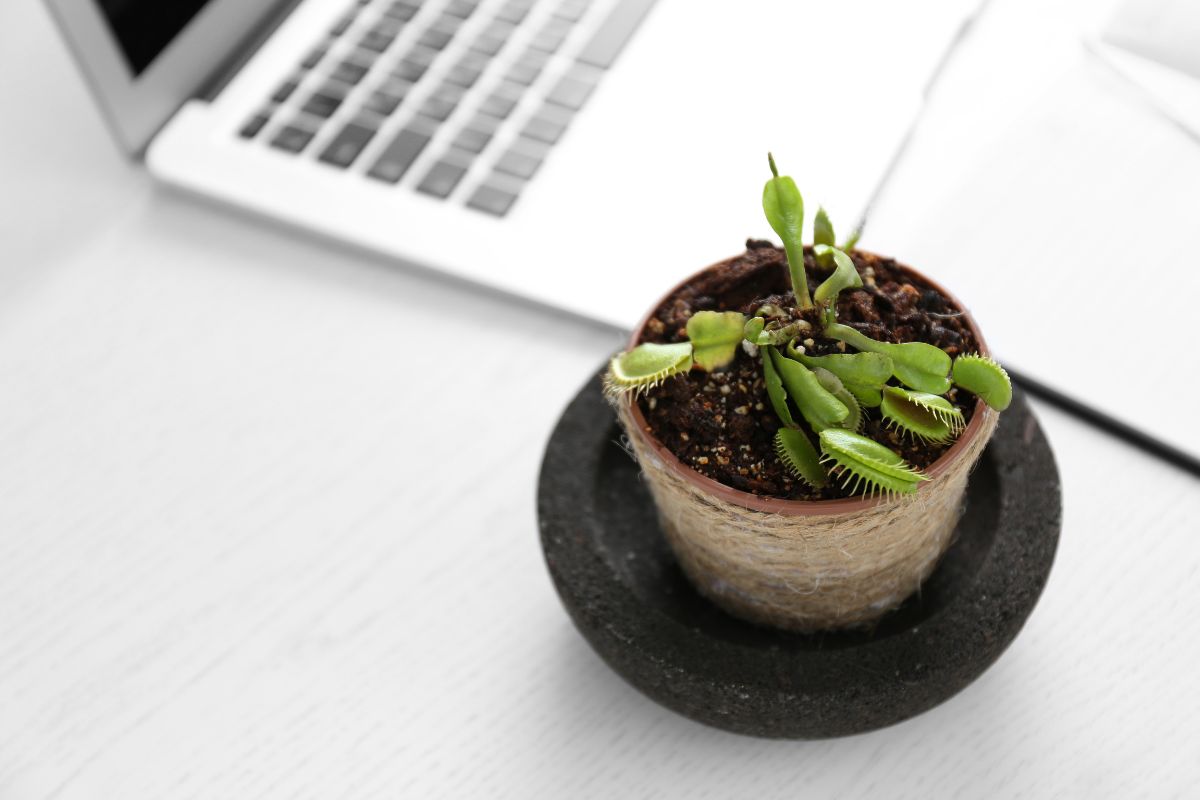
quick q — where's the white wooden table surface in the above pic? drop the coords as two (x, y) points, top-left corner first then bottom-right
(2, 0), (1198, 798)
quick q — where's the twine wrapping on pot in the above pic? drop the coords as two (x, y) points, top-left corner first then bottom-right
(617, 401), (999, 632)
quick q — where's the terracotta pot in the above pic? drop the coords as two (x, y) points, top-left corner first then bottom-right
(616, 250), (999, 632)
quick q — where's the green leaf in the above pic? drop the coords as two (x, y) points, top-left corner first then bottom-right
(762, 153), (811, 308)
(607, 342), (693, 395)
(795, 351), (893, 389)
(814, 206), (835, 248)
(880, 386), (962, 443)
(953, 354), (1012, 411)
(844, 384), (883, 408)
(812, 367), (864, 433)
(686, 311), (747, 371)
(743, 316), (765, 343)
(775, 428), (827, 488)
(769, 347), (848, 431)
(761, 347), (795, 427)
(812, 246), (863, 309)
(819, 428), (929, 497)
(823, 322), (952, 394)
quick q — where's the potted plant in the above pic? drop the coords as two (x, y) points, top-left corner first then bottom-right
(606, 155), (1012, 633)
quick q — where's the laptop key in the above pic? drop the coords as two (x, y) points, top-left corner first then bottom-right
(418, 26), (454, 50)
(330, 12), (355, 36)
(384, 1), (421, 21)
(522, 108), (570, 144)
(472, 21), (514, 56)
(301, 43), (329, 70)
(546, 69), (597, 111)
(363, 78), (412, 115)
(577, 0), (657, 69)
(302, 90), (344, 119)
(319, 119), (378, 168)
(367, 127), (432, 183)
(331, 60), (370, 85)
(417, 158), (469, 198)
(445, 0), (480, 18)
(479, 83), (522, 119)
(506, 49), (548, 85)
(554, 0), (591, 23)
(467, 183), (519, 216)
(360, 28), (398, 53)
(238, 111), (271, 139)
(452, 126), (493, 154)
(271, 78), (300, 103)
(452, 111), (503, 153)
(446, 50), (490, 88)
(496, 0), (534, 24)
(270, 124), (315, 153)
(494, 141), (545, 180)
(530, 17), (574, 53)
(420, 83), (465, 121)
(435, 12), (465, 32)
(393, 48), (436, 81)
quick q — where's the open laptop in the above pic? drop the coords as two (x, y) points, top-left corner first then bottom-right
(45, 0), (978, 328)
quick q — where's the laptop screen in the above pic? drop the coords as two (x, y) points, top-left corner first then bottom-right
(95, 0), (213, 76)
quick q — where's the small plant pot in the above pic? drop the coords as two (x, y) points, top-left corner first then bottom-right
(616, 252), (999, 633)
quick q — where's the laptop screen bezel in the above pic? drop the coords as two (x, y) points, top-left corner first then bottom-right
(43, 0), (284, 155)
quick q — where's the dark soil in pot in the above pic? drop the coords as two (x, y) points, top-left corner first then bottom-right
(635, 240), (982, 501)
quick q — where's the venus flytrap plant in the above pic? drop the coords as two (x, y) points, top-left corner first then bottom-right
(606, 153), (1014, 499)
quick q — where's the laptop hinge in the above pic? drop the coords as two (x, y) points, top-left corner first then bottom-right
(198, 0), (306, 102)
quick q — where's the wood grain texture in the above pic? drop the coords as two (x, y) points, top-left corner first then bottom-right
(2, 0), (1198, 797)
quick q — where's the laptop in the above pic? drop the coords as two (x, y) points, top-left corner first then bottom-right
(45, 0), (978, 328)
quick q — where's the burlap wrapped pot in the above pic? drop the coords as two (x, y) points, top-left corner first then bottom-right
(616, 254), (999, 633)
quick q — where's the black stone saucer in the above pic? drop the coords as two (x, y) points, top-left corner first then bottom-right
(538, 370), (1061, 739)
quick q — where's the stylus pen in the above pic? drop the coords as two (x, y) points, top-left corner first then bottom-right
(1006, 366), (1200, 479)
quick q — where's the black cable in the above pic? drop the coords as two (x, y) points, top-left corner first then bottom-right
(1006, 366), (1200, 479)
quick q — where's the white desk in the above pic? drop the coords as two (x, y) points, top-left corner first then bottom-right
(2, 0), (1198, 797)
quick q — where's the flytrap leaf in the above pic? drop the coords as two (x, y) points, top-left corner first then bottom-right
(607, 342), (693, 395)
(761, 347), (795, 427)
(793, 349), (891, 407)
(768, 347), (848, 431)
(775, 428), (827, 487)
(818, 428), (929, 497)
(880, 386), (964, 443)
(762, 154), (811, 308)
(813, 368), (864, 433)
(686, 310), (747, 371)
(824, 322), (952, 394)
(812, 245), (863, 309)
(953, 354), (1012, 411)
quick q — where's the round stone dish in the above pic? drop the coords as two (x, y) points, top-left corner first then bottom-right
(537, 370), (1061, 739)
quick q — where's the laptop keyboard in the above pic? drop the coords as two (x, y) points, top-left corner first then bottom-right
(237, 0), (656, 217)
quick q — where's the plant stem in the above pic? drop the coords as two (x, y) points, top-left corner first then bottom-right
(785, 243), (813, 309)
